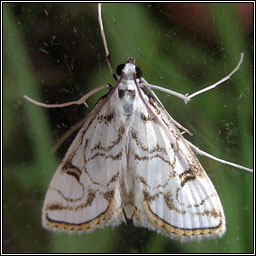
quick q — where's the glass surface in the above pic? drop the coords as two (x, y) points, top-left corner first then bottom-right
(3, 3), (253, 253)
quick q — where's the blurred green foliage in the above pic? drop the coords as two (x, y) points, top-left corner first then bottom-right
(3, 3), (253, 253)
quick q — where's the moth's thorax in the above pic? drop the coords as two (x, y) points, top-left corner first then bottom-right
(117, 79), (138, 117)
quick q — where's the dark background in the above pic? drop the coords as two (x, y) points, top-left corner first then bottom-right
(3, 3), (253, 253)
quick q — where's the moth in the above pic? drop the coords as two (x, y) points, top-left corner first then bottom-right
(24, 4), (252, 242)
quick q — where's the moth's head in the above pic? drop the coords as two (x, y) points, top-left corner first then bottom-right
(116, 57), (142, 80)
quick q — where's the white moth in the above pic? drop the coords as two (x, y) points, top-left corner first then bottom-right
(24, 4), (252, 242)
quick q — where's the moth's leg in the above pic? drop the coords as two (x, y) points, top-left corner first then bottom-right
(141, 53), (243, 103)
(171, 119), (193, 136)
(140, 78), (190, 103)
(24, 83), (111, 108)
(142, 81), (193, 136)
(51, 116), (88, 153)
(187, 53), (244, 100)
(98, 3), (117, 81)
(185, 139), (253, 173)
(143, 84), (162, 104)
